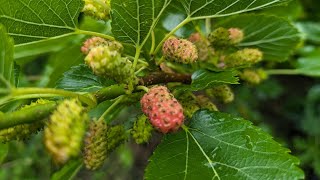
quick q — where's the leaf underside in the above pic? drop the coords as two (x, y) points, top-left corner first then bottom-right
(0, 25), (15, 86)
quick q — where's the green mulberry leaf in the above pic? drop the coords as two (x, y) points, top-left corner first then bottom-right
(145, 110), (304, 180)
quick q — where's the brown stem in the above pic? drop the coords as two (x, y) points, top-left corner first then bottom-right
(138, 72), (192, 86)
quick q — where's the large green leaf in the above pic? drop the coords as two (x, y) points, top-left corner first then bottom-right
(296, 22), (320, 44)
(145, 110), (304, 179)
(0, 25), (14, 87)
(111, 0), (172, 47)
(179, 0), (291, 19)
(217, 14), (301, 61)
(0, 0), (83, 45)
(56, 64), (114, 92)
(176, 70), (239, 91)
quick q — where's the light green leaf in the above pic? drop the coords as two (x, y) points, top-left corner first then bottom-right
(0, 0), (83, 45)
(111, 0), (172, 47)
(295, 50), (320, 77)
(217, 14), (301, 61)
(180, 0), (292, 19)
(51, 159), (83, 180)
(0, 25), (14, 87)
(176, 70), (239, 91)
(145, 110), (304, 180)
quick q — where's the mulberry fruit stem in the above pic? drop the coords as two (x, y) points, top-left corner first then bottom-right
(98, 95), (125, 122)
(75, 29), (115, 41)
(0, 102), (57, 130)
(0, 87), (97, 108)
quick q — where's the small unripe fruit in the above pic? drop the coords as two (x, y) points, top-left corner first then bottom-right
(85, 46), (133, 83)
(44, 99), (88, 164)
(107, 125), (127, 151)
(206, 85), (234, 104)
(131, 115), (154, 144)
(208, 27), (244, 48)
(224, 48), (263, 68)
(178, 93), (200, 119)
(188, 33), (214, 61)
(196, 95), (218, 112)
(240, 69), (268, 85)
(83, 119), (108, 170)
(81, 37), (123, 55)
(140, 86), (184, 133)
(162, 37), (198, 64)
(82, 0), (111, 20)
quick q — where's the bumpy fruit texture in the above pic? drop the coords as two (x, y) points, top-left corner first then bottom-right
(206, 85), (234, 104)
(140, 86), (184, 133)
(44, 99), (88, 164)
(162, 37), (198, 64)
(83, 119), (108, 170)
(208, 27), (244, 47)
(188, 33), (214, 61)
(85, 46), (133, 84)
(81, 37), (123, 55)
(240, 69), (268, 85)
(82, 0), (111, 20)
(131, 115), (154, 144)
(196, 95), (218, 112)
(224, 48), (263, 68)
(0, 99), (52, 143)
(107, 125), (127, 151)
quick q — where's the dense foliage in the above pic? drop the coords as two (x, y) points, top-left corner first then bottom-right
(0, 0), (320, 179)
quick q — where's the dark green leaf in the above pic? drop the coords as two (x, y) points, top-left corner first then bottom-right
(145, 110), (304, 180)
(176, 70), (239, 91)
(217, 14), (301, 61)
(51, 159), (82, 180)
(0, 25), (14, 87)
(180, 0), (291, 18)
(56, 64), (114, 92)
(111, 0), (171, 47)
(0, 0), (83, 44)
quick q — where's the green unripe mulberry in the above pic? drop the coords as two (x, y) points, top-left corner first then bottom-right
(0, 99), (52, 143)
(44, 99), (88, 164)
(83, 119), (108, 170)
(178, 93), (200, 119)
(131, 115), (153, 144)
(240, 69), (268, 85)
(107, 125), (127, 152)
(208, 27), (244, 47)
(224, 48), (263, 68)
(82, 0), (111, 20)
(85, 46), (133, 84)
(206, 85), (234, 104)
(196, 95), (219, 112)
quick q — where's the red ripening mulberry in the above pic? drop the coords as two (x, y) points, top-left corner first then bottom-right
(140, 86), (184, 133)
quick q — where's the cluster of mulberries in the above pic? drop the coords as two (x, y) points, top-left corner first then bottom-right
(140, 86), (184, 133)
(81, 37), (123, 55)
(208, 27), (244, 47)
